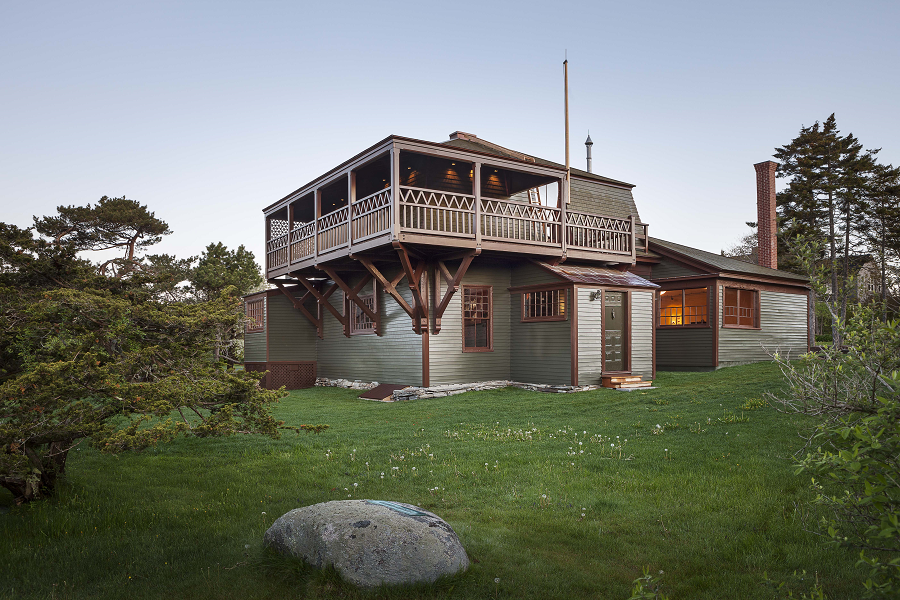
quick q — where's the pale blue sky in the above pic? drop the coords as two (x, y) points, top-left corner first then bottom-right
(2, 0), (898, 267)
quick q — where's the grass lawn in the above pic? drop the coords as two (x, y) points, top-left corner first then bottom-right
(0, 362), (863, 599)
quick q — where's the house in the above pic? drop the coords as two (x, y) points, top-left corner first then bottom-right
(245, 135), (811, 388)
(632, 161), (812, 369)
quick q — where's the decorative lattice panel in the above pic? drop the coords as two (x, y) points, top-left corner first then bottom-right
(266, 362), (317, 390)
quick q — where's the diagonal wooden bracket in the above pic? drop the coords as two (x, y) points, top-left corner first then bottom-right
(355, 256), (416, 320)
(433, 250), (478, 333)
(319, 266), (381, 336)
(272, 281), (323, 338)
(291, 274), (350, 337)
(394, 242), (428, 333)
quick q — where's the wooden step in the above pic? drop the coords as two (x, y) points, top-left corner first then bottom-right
(616, 381), (653, 389)
(602, 375), (642, 383)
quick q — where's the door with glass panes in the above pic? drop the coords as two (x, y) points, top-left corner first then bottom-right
(603, 291), (627, 372)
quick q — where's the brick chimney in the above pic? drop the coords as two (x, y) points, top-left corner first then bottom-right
(754, 160), (778, 269)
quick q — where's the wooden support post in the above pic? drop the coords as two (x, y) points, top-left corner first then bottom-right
(287, 203), (294, 265)
(560, 175), (568, 261)
(432, 251), (477, 333)
(394, 242), (427, 333)
(272, 280), (322, 338)
(629, 214), (636, 263)
(347, 171), (356, 253)
(291, 274), (349, 337)
(320, 266), (377, 324)
(355, 256), (416, 319)
(391, 147), (400, 241)
(474, 162), (482, 247)
(313, 188), (321, 262)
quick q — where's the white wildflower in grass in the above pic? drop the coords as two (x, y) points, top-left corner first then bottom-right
(494, 578), (500, 584)
(353, 483), (358, 487)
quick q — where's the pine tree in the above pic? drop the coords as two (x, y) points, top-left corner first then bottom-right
(864, 163), (900, 319)
(775, 114), (878, 345)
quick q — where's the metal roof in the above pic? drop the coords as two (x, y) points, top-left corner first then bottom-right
(535, 262), (659, 288)
(649, 237), (809, 282)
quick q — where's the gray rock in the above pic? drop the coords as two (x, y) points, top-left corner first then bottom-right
(264, 500), (469, 587)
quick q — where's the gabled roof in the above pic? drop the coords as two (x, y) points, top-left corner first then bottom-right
(649, 237), (808, 283)
(535, 261), (659, 288)
(442, 134), (635, 188)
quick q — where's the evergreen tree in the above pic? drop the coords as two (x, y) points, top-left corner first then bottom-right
(191, 242), (264, 302)
(863, 163), (900, 319)
(0, 206), (298, 504)
(775, 114), (878, 345)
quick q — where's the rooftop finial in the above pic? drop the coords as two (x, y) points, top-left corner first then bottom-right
(585, 131), (593, 173)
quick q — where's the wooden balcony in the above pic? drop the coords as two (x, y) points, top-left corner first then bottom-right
(264, 137), (649, 279)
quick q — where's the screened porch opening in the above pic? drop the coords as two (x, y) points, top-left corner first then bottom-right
(289, 192), (315, 263)
(400, 151), (473, 194)
(481, 166), (556, 203)
(265, 206), (289, 270)
(355, 154), (390, 199)
(320, 178), (348, 216)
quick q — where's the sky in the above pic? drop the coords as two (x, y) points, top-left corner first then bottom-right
(2, 0), (898, 268)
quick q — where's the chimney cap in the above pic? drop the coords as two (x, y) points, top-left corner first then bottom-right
(449, 131), (477, 141)
(585, 133), (593, 146)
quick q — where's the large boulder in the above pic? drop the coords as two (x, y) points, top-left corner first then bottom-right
(264, 499), (469, 587)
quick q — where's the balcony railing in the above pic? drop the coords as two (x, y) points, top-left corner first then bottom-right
(266, 185), (645, 273)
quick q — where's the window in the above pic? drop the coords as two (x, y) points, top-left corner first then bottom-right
(523, 288), (567, 322)
(245, 299), (265, 332)
(350, 292), (376, 335)
(723, 288), (759, 328)
(463, 286), (492, 351)
(658, 288), (708, 326)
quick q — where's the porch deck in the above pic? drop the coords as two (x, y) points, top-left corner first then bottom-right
(264, 136), (648, 279)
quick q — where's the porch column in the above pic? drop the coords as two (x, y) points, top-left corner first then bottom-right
(313, 188), (321, 262)
(347, 171), (356, 252)
(474, 162), (482, 248)
(559, 176), (568, 258)
(391, 147), (400, 241)
(287, 202), (294, 265)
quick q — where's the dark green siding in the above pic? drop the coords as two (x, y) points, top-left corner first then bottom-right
(718, 288), (808, 366)
(267, 294), (317, 361)
(510, 289), (571, 385)
(316, 273), (423, 385)
(569, 178), (641, 221)
(653, 257), (702, 279)
(430, 265), (511, 384)
(657, 328), (715, 369)
(244, 331), (267, 362)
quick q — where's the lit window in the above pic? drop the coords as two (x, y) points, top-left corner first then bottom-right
(723, 288), (759, 328)
(659, 288), (708, 326)
(463, 286), (492, 351)
(523, 289), (567, 322)
(245, 299), (265, 332)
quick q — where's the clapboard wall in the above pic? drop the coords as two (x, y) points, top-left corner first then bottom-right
(718, 288), (808, 366)
(430, 264), (512, 385)
(577, 288), (602, 384)
(267, 293), (317, 361)
(316, 271), (423, 385)
(244, 331), (267, 362)
(630, 291), (654, 379)
(569, 178), (640, 221)
(656, 328), (715, 369)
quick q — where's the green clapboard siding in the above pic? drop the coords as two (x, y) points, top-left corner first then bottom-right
(510, 289), (571, 385)
(244, 331), (267, 362)
(569, 178), (641, 221)
(653, 257), (702, 280)
(657, 328), (714, 368)
(718, 288), (808, 366)
(577, 288), (603, 384)
(430, 265), (511, 385)
(267, 293), (317, 361)
(630, 291), (654, 378)
(316, 273), (423, 385)
(510, 262), (564, 287)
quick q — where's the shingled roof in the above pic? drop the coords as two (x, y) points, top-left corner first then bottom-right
(442, 133), (635, 188)
(650, 237), (809, 283)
